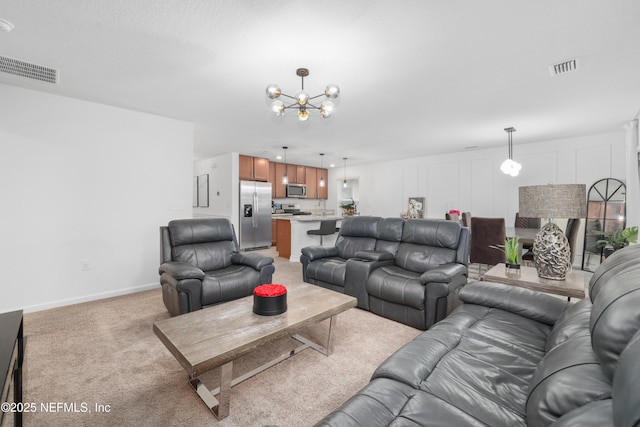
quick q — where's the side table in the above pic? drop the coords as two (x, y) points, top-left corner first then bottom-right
(483, 264), (590, 299)
(1, 310), (24, 427)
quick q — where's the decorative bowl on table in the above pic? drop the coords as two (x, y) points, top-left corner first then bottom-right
(253, 284), (287, 316)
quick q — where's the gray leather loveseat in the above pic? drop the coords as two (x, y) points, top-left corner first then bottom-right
(159, 218), (275, 316)
(316, 244), (640, 426)
(301, 216), (470, 330)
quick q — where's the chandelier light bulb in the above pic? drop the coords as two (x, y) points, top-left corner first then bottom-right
(320, 101), (334, 118)
(271, 100), (285, 116)
(325, 84), (340, 99)
(298, 109), (309, 121)
(266, 84), (281, 99)
(296, 91), (309, 106)
(500, 159), (521, 177)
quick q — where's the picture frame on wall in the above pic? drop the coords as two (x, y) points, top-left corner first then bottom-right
(198, 174), (209, 207)
(406, 197), (425, 218)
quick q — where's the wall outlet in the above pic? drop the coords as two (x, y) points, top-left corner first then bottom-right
(81, 259), (91, 271)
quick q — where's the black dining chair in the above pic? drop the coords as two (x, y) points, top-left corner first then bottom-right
(307, 219), (337, 245)
(470, 217), (506, 278)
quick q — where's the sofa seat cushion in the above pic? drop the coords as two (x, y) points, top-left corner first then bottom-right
(316, 377), (487, 427)
(201, 265), (260, 306)
(371, 304), (552, 426)
(366, 265), (425, 310)
(305, 257), (347, 287)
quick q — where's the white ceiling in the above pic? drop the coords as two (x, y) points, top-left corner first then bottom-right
(2, 1), (640, 168)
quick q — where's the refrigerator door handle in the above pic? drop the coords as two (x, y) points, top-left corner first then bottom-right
(253, 192), (258, 228)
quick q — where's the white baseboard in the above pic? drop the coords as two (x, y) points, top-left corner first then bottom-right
(22, 282), (160, 313)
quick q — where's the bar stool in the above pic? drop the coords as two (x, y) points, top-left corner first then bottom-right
(307, 219), (337, 245)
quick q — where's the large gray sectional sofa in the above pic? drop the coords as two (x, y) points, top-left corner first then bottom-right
(316, 244), (640, 426)
(301, 216), (470, 330)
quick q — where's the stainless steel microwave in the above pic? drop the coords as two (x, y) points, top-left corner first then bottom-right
(286, 183), (307, 198)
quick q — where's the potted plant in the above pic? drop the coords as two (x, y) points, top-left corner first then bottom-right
(340, 199), (357, 216)
(491, 237), (520, 275)
(594, 226), (638, 258)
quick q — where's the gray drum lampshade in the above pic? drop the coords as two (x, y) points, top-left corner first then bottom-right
(518, 184), (586, 280)
(518, 184), (587, 219)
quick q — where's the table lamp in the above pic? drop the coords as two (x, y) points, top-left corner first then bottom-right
(519, 184), (586, 280)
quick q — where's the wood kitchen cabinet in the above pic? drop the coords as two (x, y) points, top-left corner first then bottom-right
(269, 161), (328, 199)
(276, 219), (291, 258)
(239, 155), (269, 181)
(305, 167), (318, 198)
(296, 165), (306, 184)
(317, 168), (328, 199)
(273, 162), (287, 198)
(271, 219), (277, 246)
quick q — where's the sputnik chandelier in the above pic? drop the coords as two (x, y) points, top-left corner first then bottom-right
(266, 68), (340, 121)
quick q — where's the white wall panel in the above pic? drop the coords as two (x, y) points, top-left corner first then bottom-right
(426, 162), (460, 218)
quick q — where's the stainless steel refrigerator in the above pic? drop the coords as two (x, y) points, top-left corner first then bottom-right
(239, 180), (272, 250)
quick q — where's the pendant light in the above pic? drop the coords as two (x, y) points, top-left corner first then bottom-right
(319, 153), (325, 187)
(343, 157), (348, 188)
(282, 146), (288, 184)
(500, 127), (522, 177)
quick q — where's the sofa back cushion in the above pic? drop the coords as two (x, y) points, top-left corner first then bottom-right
(545, 298), (592, 352)
(374, 217), (404, 254)
(588, 245), (640, 379)
(526, 329), (612, 427)
(394, 219), (461, 273)
(335, 216), (381, 259)
(168, 218), (237, 271)
(612, 328), (640, 427)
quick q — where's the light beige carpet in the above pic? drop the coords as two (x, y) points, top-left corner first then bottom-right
(21, 250), (421, 427)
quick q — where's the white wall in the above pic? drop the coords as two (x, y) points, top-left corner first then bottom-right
(327, 131), (628, 218)
(0, 84), (194, 313)
(326, 130), (634, 264)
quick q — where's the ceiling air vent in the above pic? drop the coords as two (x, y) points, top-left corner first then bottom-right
(0, 55), (58, 84)
(549, 58), (579, 76)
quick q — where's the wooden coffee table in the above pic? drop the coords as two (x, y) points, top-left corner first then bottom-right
(483, 263), (590, 299)
(153, 282), (356, 420)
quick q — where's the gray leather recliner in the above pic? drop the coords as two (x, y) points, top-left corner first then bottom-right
(159, 218), (275, 316)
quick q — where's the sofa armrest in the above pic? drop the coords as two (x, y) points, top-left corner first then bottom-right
(231, 252), (274, 270)
(459, 281), (570, 325)
(345, 258), (395, 310)
(301, 245), (340, 262)
(159, 262), (205, 280)
(420, 264), (466, 284)
(354, 250), (394, 262)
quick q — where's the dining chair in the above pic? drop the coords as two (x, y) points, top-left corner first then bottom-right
(445, 212), (460, 222)
(565, 218), (581, 265)
(461, 212), (472, 228)
(470, 217), (506, 278)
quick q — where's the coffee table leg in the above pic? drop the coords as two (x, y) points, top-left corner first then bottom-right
(188, 361), (233, 420)
(292, 315), (337, 356)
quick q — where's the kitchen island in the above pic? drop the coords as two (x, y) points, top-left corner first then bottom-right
(273, 215), (343, 262)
